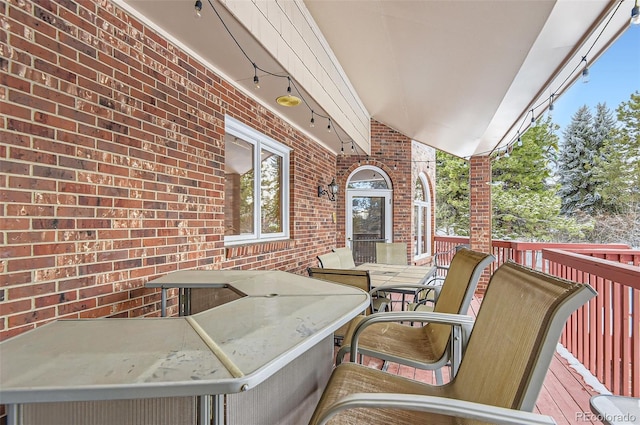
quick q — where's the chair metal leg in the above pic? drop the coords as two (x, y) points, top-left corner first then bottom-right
(434, 368), (443, 385)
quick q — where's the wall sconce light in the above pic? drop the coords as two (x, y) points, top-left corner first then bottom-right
(318, 178), (339, 201)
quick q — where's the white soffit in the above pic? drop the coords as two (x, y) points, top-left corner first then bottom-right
(119, 0), (631, 159)
(304, 0), (632, 158)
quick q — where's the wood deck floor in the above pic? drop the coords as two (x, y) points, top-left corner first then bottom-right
(335, 296), (603, 424)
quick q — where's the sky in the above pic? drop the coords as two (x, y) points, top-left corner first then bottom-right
(551, 24), (640, 135)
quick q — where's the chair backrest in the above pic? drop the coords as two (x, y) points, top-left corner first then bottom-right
(308, 267), (373, 314)
(332, 247), (356, 268)
(450, 261), (597, 411)
(423, 248), (494, 356)
(434, 244), (470, 274)
(375, 242), (407, 265)
(317, 252), (342, 268)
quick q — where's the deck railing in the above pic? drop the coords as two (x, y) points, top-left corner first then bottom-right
(543, 248), (639, 397)
(434, 236), (640, 397)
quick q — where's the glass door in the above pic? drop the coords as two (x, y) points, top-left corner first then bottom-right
(347, 190), (392, 264)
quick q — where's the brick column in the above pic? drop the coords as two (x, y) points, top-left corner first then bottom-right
(469, 155), (492, 293)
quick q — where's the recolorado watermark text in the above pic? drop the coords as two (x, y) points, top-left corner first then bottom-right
(576, 411), (638, 423)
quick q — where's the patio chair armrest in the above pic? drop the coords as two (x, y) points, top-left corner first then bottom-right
(354, 310), (474, 329)
(350, 311), (474, 361)
(424, 276), (445, 285)
(313, 393), (557, 425)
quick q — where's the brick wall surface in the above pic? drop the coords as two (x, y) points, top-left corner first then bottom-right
(0, 0), (440, 342)
(0, 0), (341, 340)
(469, 155), (492, 292)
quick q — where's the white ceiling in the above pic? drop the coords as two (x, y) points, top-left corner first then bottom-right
(120, 0), (632, 158)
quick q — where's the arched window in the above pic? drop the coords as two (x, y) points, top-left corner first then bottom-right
(347, 167), (391, 190)
(414, 173), (431, 258)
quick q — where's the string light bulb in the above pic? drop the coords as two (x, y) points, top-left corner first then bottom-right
(581, 57), (590, 83)
(327, 118), (332, 133)
(530, 110), (536, 127)
(252, 64), (260, 89)
(194, 0), (202, 18)
(310, 111), (315, 127)
(632, 0), (640, 25)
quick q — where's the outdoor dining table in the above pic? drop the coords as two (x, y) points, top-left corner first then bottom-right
(0, 270), (369, 425)
(353, 263), (437, 310)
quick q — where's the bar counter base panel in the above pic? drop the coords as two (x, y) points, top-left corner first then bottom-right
(16, 336), (333, 425)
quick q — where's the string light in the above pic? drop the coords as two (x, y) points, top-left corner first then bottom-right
(632, 0), (640, 24)
(192, 0), (626, 161)
(252, 63), (260, 89)
(488, 0), (627, 160)
(194, 0), (356, 154)
(581, 57), (590, 83)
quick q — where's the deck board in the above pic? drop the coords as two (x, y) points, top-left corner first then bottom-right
(537, 351), (600, 424)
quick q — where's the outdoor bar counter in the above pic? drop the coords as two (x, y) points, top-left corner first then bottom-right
(0, 270), (370, 425)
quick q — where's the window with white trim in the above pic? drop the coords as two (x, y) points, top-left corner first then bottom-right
(224, 116), (290, 245)
(413, 173), (431, 258)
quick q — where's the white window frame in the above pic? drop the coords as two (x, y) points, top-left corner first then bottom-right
(414, 172), (432, 259)
(224, 116), (290, 245)
(345, 165), (393, 248)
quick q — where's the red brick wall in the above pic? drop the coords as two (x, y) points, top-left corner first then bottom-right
(469, 155), (492, 292)
(336, 120), (435, 265)
(0, 0), (339, 339)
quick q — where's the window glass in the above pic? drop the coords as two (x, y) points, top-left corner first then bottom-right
(224, 136), (255, 236)
(224, 116), (290, 244)
(260, 149), (282, 234)
(347, 168), (389, 189)
(413, 174), (431, 257)
(415, 178), (424, 201)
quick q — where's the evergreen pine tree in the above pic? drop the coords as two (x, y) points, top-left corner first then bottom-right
(557, 105), (599, 214)
(590, 103), (617, 212)
(492, 117), (587, 241)
(596, 92), (640, 212)
(615, 92), (640, 210)
(435, 151), (469, 235)
(588, 92), (640, 247)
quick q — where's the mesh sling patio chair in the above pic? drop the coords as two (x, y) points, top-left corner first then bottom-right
(307, 268), (391, 345)
(332, 247), (357, 268)
(374, 242), (408, 265)
(308, 261), (597, 425)
(335, 248), (494, 384)
(317, 252), (342, 268)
